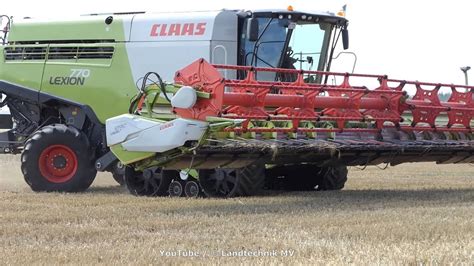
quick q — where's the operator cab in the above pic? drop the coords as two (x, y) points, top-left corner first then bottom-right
(238, 9), (348, 83)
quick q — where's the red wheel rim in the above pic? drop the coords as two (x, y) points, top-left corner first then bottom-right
(38, 145), (78, 183)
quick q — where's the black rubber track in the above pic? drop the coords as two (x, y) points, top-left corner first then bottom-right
(317, 165), (348, 191)
(264, 164), (318, 191)
(237, 162), (266, 196)
(21, 124), (97, 192)
(112, 172), (125, 186)
(265, 164), (348, 191)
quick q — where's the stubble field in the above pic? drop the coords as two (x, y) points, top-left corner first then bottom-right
(0, 155), (472, 264)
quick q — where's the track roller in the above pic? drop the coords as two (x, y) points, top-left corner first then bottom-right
(184, 180), (201, 198)
(169, 180), (184, 197)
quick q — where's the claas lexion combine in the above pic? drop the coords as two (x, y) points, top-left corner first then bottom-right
(0, 8), (473, 198)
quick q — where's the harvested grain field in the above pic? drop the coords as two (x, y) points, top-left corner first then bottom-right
(0, 155), (473, 264)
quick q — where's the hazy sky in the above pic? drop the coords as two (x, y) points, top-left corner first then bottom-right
(2, 0), (473, 85)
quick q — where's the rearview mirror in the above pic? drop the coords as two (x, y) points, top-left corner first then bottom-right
(247, 18), (259, 42)
(342, 28), (349, 50)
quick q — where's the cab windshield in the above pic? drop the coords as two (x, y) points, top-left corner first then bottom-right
(240, 17), (333, 81)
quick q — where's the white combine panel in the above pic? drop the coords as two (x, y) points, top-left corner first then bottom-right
(106, 114), (208, 153)
(0, 107), (9, 114)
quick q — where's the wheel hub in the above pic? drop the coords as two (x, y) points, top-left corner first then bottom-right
(52, 156), (67, 169)
(169, 180), (183, 197)
(188, 184), (198, 195)
(172, 186), (181, 194)
(38, 145), (78, 184)
(214, 171), (226, 181)
(185, 181), (200, 197)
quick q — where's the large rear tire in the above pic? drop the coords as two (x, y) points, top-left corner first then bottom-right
(21, 124), (97, 192)
(199, 162), (265, 198)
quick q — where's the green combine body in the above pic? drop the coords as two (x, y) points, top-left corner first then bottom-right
(3, 17), (136, 123)
(0, 9), (352, 196)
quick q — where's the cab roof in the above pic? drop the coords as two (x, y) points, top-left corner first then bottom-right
(250, 9), (347, 26)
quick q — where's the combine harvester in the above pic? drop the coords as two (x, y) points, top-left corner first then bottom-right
(0, 8), (473, 197)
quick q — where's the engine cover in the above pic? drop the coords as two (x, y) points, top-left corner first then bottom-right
(106, 114), (208, 153)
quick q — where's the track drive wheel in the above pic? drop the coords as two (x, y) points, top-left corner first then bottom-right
(124, 167), (175, 196)
(21, 124), (97, 192)
(199, 162), (265, 198)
